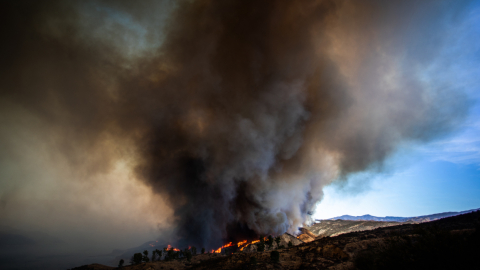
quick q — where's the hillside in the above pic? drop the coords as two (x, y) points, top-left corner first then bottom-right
(71, 210), (480, 270)
(305, 220), (404, 239)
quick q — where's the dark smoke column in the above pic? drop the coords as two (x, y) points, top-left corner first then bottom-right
(129, 0), (468, 249)
(130, 0), (340, 249)
(0, 0), (468, 250)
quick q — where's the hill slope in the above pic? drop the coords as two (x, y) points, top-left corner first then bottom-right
(72, 210), (480, 269)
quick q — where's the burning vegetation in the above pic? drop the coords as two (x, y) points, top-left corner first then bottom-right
(0, 1), (472, 264)
(105, 211), (480, 269)
(129, 234), (297, 265)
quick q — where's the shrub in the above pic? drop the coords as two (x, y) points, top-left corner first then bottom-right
(257, 242), (265, 252)
(267, 235), (274, 248)
(288, 241), (293, 247)
(131, 253), (142, 265)
(250, 256), (257, 265)
(155, 249), (162, 260)
(259, 235), (265, 243)
(118, 259), (124, 268)
(151, 250), (156, 262)
(270, 250), (280, 263)
(185, 250), (192, 261)
(142, 250), (149, 263)
(275, 236), (281, 246)
(165, 249), (176, 261)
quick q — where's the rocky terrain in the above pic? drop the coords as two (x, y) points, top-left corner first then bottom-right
(71, 210), (480, 270)
(305, 220), (406, 239)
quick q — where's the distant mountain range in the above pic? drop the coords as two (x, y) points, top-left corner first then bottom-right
(0, 225), (64, 249)
(323, 208), (480, 223)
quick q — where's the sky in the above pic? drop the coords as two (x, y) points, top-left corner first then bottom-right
(315, 87), (480, 219)
(0, 1), (480, 268)
(315, 2), (480, 219)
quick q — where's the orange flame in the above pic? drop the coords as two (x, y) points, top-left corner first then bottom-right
(165, 245), (181, 252)
(237, 240), (247, 247)
(185, 238), (265, 255)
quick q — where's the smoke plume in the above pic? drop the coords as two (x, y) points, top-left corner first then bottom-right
(0, 0), (471, 250)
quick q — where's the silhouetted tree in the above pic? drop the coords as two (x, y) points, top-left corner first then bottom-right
(201, 247), (205, 254)
(155, 249), (162, 261)
(288, 241), (293, 247)
(151, 250), (156, 262)
(275, 236), (281, 246)
(118, 259), (124, 268)
(165, 249), (177, 261)
(131, 253), (142, 265)
(260, 235), (265, 243)
(191, 246), (197, 255)
(142, 250), (149, 263)
(185, 250), (192, 261)
(267, 235), (274, 248)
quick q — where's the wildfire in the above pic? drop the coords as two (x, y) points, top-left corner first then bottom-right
(238, 239), (263, 251)
(156, 237), (269, 255)
(237, 240), (247, 247)
(166, 245), (180, 252)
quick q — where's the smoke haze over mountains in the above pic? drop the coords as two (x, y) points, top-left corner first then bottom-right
(0, 0), (474, 257)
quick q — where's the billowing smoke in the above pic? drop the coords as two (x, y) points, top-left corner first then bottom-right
(0, 0), (471, 250)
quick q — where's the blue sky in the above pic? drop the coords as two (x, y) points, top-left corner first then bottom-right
(315, 103), (480, 219)
(314, 1), (480, 219)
